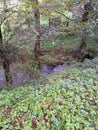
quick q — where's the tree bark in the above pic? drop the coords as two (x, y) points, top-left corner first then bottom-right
(76, 1), (93, 61)
(31, 0), (41, 57)
(0, 26), (13, 86)
(80, 0), (93, 43)
(82, 0), (93, 22)
(3, 59), (13, 86)
(79, 27), (87, 50)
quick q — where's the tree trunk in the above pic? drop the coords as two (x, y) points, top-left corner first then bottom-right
(34, 34), (41, 57)
(79, 27), (87, 50)
(0, 27), (13, 86)
(80, 0), (93, 44)
(76, 1), (93, 61)
(3, 59), (13, 86)
(31, 0), (41, 57)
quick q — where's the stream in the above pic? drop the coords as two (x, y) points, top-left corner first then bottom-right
(0, 63), (68, 88)
(0, 54), (98, 88)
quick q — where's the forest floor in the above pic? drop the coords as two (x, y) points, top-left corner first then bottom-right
(0, 64), (98, 129)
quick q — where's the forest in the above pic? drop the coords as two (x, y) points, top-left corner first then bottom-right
(0, 0), (98, 129)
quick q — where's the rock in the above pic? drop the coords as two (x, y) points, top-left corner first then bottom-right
(92, 53), (98, 64)
(40, 63), (68, 75)
(40, 65), (54, 75)
(83, 53), (98, 68)
(53, 64), (67, 72)
(53, 65), (64, 72)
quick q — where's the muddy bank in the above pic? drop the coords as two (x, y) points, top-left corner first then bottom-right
(0, 65), (33, 88)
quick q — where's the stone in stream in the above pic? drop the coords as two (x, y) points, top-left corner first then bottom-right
(40, 65), (54, 75)
(53, 64), (65, 72)
(40, 63), (68, 75)
(53, 63), (69, 73)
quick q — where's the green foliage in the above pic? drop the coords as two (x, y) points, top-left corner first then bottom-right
(41, 34), (98, 57)
(39, 46), (66, 65)
(39, 54), (61, 65)
(0, 66), (98, 129)
(41, 34), (79, 52)
(87, 37), (98, 53)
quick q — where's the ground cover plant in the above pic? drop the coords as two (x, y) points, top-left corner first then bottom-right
(0, 66), (98, 130)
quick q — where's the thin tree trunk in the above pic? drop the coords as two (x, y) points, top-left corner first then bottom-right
(31, 0), (41, 57)
(3, 0), (6, 6)
(34, 34), (41, 57)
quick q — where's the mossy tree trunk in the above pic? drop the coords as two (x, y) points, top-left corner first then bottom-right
(76, 0), (93, 61)
(0, 26), (13, 86)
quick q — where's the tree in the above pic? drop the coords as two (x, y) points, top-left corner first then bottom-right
(0, 0), (41, 86)
(0, 18), (13, 86)
(74, 0), (97, 61)
(30, 0), (41, 58)
(34, 0), (98, 61)
(0, 1), (19, 86)
(0, 1), (13, 86)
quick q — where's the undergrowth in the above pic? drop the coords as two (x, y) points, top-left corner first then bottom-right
(41, 34), (98, 54)
(0, 66), (98, 130)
